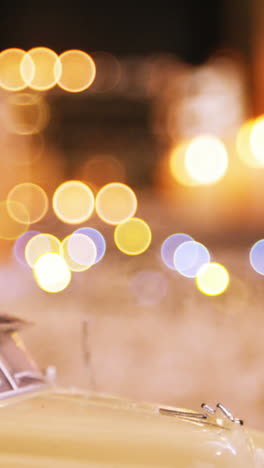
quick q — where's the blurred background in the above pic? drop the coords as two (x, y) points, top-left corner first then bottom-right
(1, 2), (264, 430)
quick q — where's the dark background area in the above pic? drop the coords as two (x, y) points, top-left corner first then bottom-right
(0, 2), (254, 188)
(0, 2), (250, 64)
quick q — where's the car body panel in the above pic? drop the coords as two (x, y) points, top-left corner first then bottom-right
(0, 388), (257, 467)
(0, 317), (261, 467)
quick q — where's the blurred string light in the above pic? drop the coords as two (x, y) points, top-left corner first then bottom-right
(161, 57), (245, 142)
(196, 262), (230, 296)
(0, 200), (29, 240)
(25, 233), (60, 268)
(249, 240), (264, 275)
(161, 233), (193, 270)
(0, 48), (34, 91)
(7, 183), (48, 224)
(75, 227), (106, 263)
(21, 47), (61, 91)
(52, 180), (94, 224)
(4, 93), (50, 135)
(0, 47), (96, 93)
(130, 269), (168, 306)
(144, 53), (180, 99)
(250, 116), (264, 164)
(173, 240), (210, 278)
(236, 119), (264, 168)
(185, 135), (228, 185)
(13, 230), (40, 266)
(75, 155), (126, 189)
(114, 217), (152, 255)
(116, 56), (153, 98)
(60, 233), (97, 272)
(169, 142), (196, 186)
(33, 252), (71, 293)
(57, 50), (96, 92)
(95, 182), (137, 225)
(89, 51), (122, 93)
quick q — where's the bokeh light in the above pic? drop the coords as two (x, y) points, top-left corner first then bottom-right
(161, 233), (193, 270)
(114, 218), (152, 255)
(173, 240), (210, 278)
(7, 183), (48, 224)
(75, 155), (126, 189)
(52, 180), (94, 224)
(0, 200), (29, 240)
(130, 269), (168, 306)
(164, 58), (244, 141)
(75, 227), (106, 263)
(33, 252), (71, 293)
(57, 50), (96, 93)
(185, 135), (228, 184)
(61, 233), (97, 272)
(13, 230), (40, 266)
(90, 51), (122, 93)
(169, 142), (196, 186)
(196, 262), (230, 296)
(249, 240), (264, 275)
(250, 116), (264, 164)
(0, 48), (33, 91)
(21, 47), (61, 91)
(96, 182), (137, 225)
(5, 93), (50, 135)
(236, 119), (263, 167)
(25, 233), (60, 268)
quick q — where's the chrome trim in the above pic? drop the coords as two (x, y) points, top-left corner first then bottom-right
(159, 408), (207, 421)
(159, 403), (243, 426)
(0, 360), (18, 390)
(14, 370), (45, 382)
(0, 382), (48, 401)
(201, 403), (244, 425)
(0, 316), (49, 400)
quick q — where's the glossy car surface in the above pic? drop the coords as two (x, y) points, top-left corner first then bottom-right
(0, 315), (263, 467)
(0, 386), (263, 467)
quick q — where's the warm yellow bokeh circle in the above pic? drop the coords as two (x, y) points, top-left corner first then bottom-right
(196, 262), (230, 296)
(114, 217), (152, 255)
(169, 142), (195, 186)
(250, 116), (264, 165)
(21, 47), (61, 91)
(25, 233), (61, 268)
(236, 119), (263, 168)
(7, 183), (49, 224)
(185, 135), (228, 185)
(52, 180), (94, 224)
(0, 48), (34, 91)
(96, 182), (137, 225)
(57, 50), (96, 92)
(33, 252), (71, 293)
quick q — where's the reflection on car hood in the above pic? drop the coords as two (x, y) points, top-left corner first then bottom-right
(0, 388), (257, 467)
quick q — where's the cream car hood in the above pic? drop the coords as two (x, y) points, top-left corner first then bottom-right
(0, 387), (261, 467)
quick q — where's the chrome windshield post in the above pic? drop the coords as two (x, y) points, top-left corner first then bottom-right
(0, 314), (48, 399)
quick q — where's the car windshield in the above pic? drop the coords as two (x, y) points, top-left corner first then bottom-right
(0, 332), (44, 389)
(0, 369), (12, 392)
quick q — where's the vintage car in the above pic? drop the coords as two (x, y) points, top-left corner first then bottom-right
(0, 314), (263, 467)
